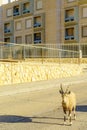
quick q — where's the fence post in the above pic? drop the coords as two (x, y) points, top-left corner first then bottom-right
(41, 47), (44, 64)
(79, 49), (82, 64)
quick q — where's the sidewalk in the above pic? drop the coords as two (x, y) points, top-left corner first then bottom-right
(0, 73), (87, 97)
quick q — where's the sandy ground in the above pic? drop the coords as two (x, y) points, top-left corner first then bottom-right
(0, 74), (87, 130)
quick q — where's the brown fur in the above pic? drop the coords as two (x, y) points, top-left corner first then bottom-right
(59, 85), (76, 125)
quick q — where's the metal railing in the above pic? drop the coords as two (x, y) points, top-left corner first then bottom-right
(0, 42), (87, 63)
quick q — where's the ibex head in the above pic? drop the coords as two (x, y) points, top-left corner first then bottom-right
(59, 83), (71, 95)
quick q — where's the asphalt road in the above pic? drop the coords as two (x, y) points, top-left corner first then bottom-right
(0, 74), (87, 130)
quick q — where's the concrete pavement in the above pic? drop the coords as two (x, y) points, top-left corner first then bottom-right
(0, 73), (87, 130)
(0, 73), (87, 96)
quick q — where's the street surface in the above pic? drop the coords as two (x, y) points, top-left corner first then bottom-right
(0, 73), (87, 130)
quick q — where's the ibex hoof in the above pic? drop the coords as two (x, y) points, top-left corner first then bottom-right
(70, 122), (72, 125)
(74, 116), (76, 120)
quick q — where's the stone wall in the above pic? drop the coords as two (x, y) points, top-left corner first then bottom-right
(0, 61), (83, 85)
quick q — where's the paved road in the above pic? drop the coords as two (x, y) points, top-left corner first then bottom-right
(0, 74), (87, 130)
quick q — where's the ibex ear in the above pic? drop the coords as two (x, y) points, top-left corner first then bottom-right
(59, 90), (63, 94)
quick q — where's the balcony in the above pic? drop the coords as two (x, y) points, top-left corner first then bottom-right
(23, 9), (30, 14)
(34, 37), (41, 44)
(34, 22), (41, 28)
(13, 11), (20, 16)
(65, 35), (74, 40)
(13, 5), (20, 17)
(4, 29), (10, 33)
(65, 16), (74, 22)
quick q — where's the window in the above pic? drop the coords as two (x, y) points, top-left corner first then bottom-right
(16, 36), (22, 44)
(25, 35), (32, 44)
(23, 2), (30, 14)
(25, 19), (32, 28)
(7, 8), (12, 17)
(34, 32), (41, 43)
(13, 5), (20, 16)
(15, 21), (22, 31)
(4, 23), (11, 33)
(34, 16), (42, 27)
(82, 26), (87, 37)
(66, 28), (74, 36)
(82, 7), (87, 18)
(65, 28), (74, 40)
(66, 9), (74, 17)
(4, 38), (10, 42)
(23, 2), (30, 10)
(36, 0), (42, 9)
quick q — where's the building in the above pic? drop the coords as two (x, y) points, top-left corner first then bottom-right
(63, 0), (79, 44)
(2, 0), (62, 45)
(63, 0), (87, 57)
(63, 0), (87, 44)
(0, 6), (3, 41)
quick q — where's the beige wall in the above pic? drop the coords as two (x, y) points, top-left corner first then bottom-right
(0, 6), (3, 41)
(45, 0), (62, 43)
(64, 0), (78, 8)
(0, 61), (83, 85)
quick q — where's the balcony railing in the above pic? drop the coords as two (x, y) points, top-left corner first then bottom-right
(65, 16), (74, 22)
(4, 29), (11, 33)
(13, 11), (20, 16)
(23, 9), (30, 14)
(34, 23), (41, 28)
(65, 35), (74, 40)
(34, 39), (41, 43)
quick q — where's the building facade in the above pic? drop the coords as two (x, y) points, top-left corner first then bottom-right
(1, 0), (87, 50)
(63, 0), (79, 44)
(63, 0), (87, 57)
(1, 0), (62, 45)
(63, 0), (87, 44)
(0, 6), (3, 41)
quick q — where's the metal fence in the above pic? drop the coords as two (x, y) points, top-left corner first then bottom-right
(0, 42), (87, 63)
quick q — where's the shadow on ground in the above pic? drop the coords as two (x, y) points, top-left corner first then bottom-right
(0, 115), (64, 125)
(0, 115), (32, 123)
(31, 116), (64, 126)
(76, 105), (87, 112)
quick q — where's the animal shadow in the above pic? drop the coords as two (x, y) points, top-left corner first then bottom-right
(76, 105), (87, 112)
(31, 116), (64, 126)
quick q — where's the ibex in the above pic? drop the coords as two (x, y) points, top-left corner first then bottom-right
(59, 84), (76, 125)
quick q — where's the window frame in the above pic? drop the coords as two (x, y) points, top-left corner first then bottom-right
(65, 27), (74, 36)
(15, 36), (22, 44)
(23, 2), (30, 10)
(6, 8), (12, 17)
(36, 0), (43, 10)
(82, 7), (87, 18)
(15, 21), (22, 31)
(82, 26), (87, 37)
(25, 34), (32, 44)
(25, 18), (32, 29)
